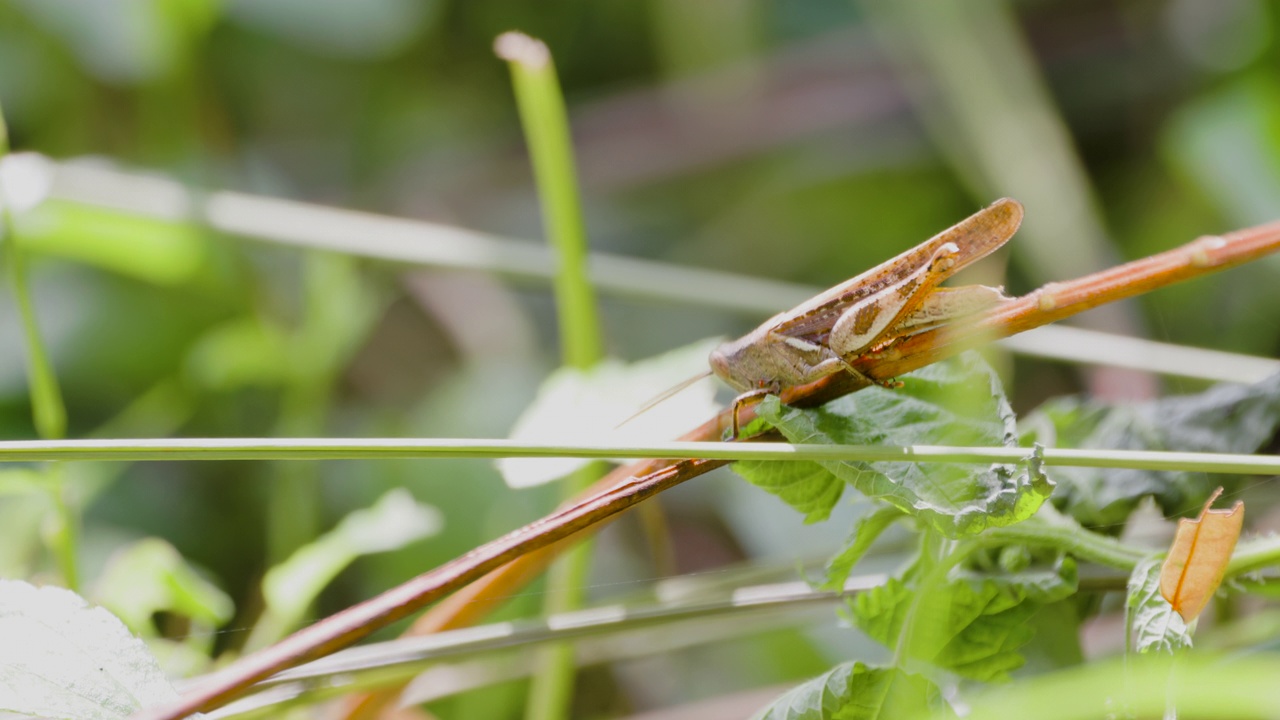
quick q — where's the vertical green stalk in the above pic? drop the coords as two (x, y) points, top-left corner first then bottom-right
(497, 31), (603, 720)
(0, 103), (76, 588)
(497, 31), (602, 369)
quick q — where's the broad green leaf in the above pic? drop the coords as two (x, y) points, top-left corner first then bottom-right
(0, 580), (187, 719)
(1025, 371), (1280, 527)
(93, 538), (234, 637)
(855, 556), (1077, 682)
(751, 661), (950, 720)
(1128, 557), (1192, 654)
(822, 507), (907, 590)
(852, 576), (1037, 682)
(737, 458), (846, 524)
(92, 539), (234, 676)
(736, 353), (1053, 536)
(247, 489), (442, 650)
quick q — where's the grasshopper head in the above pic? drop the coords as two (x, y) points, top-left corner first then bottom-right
(708, 341), (751, 392)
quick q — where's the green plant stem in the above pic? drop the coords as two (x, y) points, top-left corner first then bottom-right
(0, 438), (1275, 472)
(0, 105), (76, 588)
(498, 32), (601, 369)
(43, 464), (79, 590)
(2, 210), (66, 443)
(1226, 535), (1280, 578)
(983, 520), (1148, 571)
(498, 31), (605, 720)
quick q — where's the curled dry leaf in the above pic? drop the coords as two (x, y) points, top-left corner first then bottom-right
(1159, 488), (1244, 621)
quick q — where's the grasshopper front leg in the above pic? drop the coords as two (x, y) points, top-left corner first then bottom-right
(722, 335), (877, 439)
(727, 387), (772, 439)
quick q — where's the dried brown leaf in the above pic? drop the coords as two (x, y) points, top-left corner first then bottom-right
(1159, 488), (1244, 621)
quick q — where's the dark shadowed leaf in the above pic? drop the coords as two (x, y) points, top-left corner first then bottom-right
(1026, 371), (1280, 527)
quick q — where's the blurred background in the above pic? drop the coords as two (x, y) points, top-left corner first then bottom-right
(1, 0), (1279, 717)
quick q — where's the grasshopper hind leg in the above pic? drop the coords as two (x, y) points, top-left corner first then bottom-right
(837, 355), (902, 389)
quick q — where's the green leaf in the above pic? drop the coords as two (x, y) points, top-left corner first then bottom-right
(751, 662), (951, 720)
(822, 507), (907, 590)
(954, 555), (1079, 605)
(1127, 557), (1192, 655)
(247, 489), (442, 650)
(1026, 371), (1280, 527)
(737, 457), (847, 524)
(852, 576), (1037, 682)
(736, 353), (1053, 536)
(93, 538), (234, 637)
(852, 558), (1077, 683)
(184, 316), (291, 390)
(0, 580), (185, 719)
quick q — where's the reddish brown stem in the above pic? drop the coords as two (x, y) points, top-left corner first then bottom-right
(133, 457), (729, 720)
(138, 217), (1280, 720)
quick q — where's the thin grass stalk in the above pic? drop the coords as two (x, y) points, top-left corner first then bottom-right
(0, 105), (76, 589)
(497, 30), (606, 720)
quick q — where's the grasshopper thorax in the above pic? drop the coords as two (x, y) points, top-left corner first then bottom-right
(708, 332), (804, 394)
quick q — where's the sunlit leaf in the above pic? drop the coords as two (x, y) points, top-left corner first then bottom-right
(736, 353), (1053, 536)
(248, 489), (443, 650)
(1128, 557), (1192, 654)
(0, 580), (186, 719)
(498, 338), (722, 489)
(93, 538), (234, 636)
(735, 458), (845, 524)
(821, 507), (906, 590)
(751, 661), (951, 720)
(1160, 487), (1243, 622)
(852, 577), (1038, 682)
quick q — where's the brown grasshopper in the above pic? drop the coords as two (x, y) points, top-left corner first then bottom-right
(711, 197), (1024, 436)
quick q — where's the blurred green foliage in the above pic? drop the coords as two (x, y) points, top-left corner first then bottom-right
(1, 0), (1279, 717)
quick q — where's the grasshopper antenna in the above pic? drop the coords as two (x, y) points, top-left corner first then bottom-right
(615, 369), (714, 430)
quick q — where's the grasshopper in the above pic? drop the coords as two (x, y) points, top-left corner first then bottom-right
(711, 197), (1024, 436)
